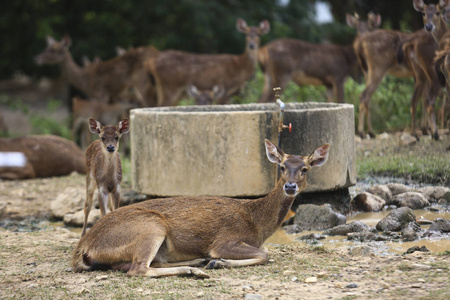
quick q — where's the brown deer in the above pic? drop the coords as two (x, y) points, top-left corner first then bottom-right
(0, 135), (86, 179)
(35, 36), (158, 107)
(186, 85), (225, 105)
(72, 139), (330, 277)
(71, 97), (137, 150)
(350, 21), (416, 138)
(81, 118), (130, 237)
(257, 13), (381, 104)
(148, 18), (270, 107)
(396, 0), (450, 140)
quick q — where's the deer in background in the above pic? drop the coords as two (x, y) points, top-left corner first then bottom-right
(148, 18), (270, 107)
(257, 12), (381, 104)
(0, 135), (86, 179)
(72, 139), (330, 277)
(35, 36), (158, 107)
(186, 85), (225, 105)
(81, 118), (130, 237)
(71, 97), (137, 151)
(393, 0), (448, 140)
(348, 15), (414, 138)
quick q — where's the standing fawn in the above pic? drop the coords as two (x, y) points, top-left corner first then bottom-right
(81, 118), (130, 237)
(72, 139), (330, 278)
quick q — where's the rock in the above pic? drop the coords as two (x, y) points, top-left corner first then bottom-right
(376, 207), (417, 232)
(399, 133), (417, 145)
(419, 187), (450, 203)
(323, 221), (370, 236)
(63, 209), (100, 227)
(377, 132), (390, 140)
(351, 192), (386, 212)
(367, 185), (392, 204)
(416, 216), (433, 225)
(401, 222), (421, 241)
(50, 187), (85, 219)
(402, 246), (430, 255)
(293, 204), (346, 231)
(0, 201), (6, 217)
(346, 283), (358, 288)
(305, 277), (317, 283)
(347, 231), (391, 242)
(438, 198), (448, 205)
(283, 224), (302, 234)
(120, 190), (148, 206)
(428, 218), (450, 233)
(244, 294), (261, 300)
(392, 192), (430, 209)
(297, 233), (326, 240)
(386, 183), (411, 196)
(348, 245), (371, 256)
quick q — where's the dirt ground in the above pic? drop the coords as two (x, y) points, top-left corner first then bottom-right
(0, 135), (449, 299)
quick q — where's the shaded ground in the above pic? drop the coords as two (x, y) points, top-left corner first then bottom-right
(0, 133), (449, 299)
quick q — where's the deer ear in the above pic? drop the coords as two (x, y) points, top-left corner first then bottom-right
(213, 85), (225, 99)
(414, 0), (425, 12)
(308, 144), (330, 168)
(259, 20), (270, 35)
(440, 0), (450, 10)
(62, 35), (72, 48)
(187, 85), (200, 98)
(265, 139), (284, 164)
(46, 36), (56, 46)
(346, 13), (357, 28)
(118, 119), (130, 134)
(89, 118), (102, 134)
(236, 18), (248, 33)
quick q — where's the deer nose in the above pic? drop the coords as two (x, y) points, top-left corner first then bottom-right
(284, 182), (298, 195)
(425, 23), (434, 32)
(248, 43), (256, 50)
(106, 145), (115, 153)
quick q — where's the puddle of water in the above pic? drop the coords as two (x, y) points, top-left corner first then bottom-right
(265, 208), (450, 255)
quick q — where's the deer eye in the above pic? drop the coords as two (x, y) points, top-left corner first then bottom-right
(436, 12), (441, 16)
(101, 137), (106, 141)
(114, 137), (119, 141)
(301, 168), (308, 174)
(280, 165), (286, 172)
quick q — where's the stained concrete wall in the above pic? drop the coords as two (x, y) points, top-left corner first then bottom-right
(130, 103), (356, 197)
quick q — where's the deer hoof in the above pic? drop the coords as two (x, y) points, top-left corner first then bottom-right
(205, 259), (226, 269)
(190, 267), (210, 278)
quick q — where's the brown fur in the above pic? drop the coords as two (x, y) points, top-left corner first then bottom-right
(258, 39), (357, 103)
(148, 19), (270, 106)
(0, 135), (86, 179)
(35, 36), (158, 106)
(72, 140), (330, 278)
(186, 85), (225, 105)
(81, 118), (130, 237)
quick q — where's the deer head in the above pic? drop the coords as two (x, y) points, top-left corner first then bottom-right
(413, 0), (450, 32)
(236, 18), (270, 52)
(346, 12), (382, 35)
(187, 85), (225, 105)
(89, 118), (130, 154)
(35, 35), (72, 65)
(265, 139), (330, 197)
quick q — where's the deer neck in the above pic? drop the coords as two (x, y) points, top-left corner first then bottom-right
(60, 50), (89, 93)
(237, 46), (259, 79)
(433, 17), (449, 43)
(248, 179), (296, 241)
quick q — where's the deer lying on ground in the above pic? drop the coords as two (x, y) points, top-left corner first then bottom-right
(186, 85), (225, 105)
(0, 135), (86, 179)
(148, 18), (269, 106)
(81, 118), (130, 237)
(348, 14), (415, 138)
(71, 97), (137, 150)
(35, 36), (158, 107)
(257, 13), (381, 104)
(72, 139), (330, 277)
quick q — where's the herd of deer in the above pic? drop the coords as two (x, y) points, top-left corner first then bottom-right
(31, 0), (450, 148)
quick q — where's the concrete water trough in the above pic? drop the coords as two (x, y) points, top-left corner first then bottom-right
(130, 102), (356, 199)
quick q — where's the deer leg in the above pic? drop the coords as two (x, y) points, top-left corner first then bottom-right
(359, 70), (385, 138)
(82, 177), (96, 236)
(410, 80), (425, 139)
(126, 224), (209, 278)
(205, 241), (268, 269)
(335, 80), (345, 103)
(98, 186), (110, 216)
(111, 185), (121, 210)
(151, 259), (207, 268)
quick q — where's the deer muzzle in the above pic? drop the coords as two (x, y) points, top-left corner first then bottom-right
(106, 145), (115, 153)
(283, 182), (298, 196)
(424, 23), (434, 32)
